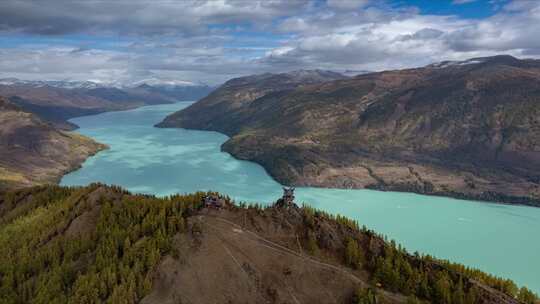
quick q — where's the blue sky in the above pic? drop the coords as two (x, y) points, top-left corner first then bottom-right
(393, 0), (509, 18)
(0, 0), (537, 85)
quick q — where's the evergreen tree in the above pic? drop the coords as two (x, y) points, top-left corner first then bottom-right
(464, 286), (477, 304)
(518, 286), (538, 304)
(432, 271), (452, 304)
(354, 287), (378, 304)
(345, 237), (364, 269)
(451, 278), (465, 304)
(406, 296), (421, 304)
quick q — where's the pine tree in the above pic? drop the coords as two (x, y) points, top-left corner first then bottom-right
(517, 286), (538, 304)
(345, 237), (364, 269)
(451, 278), (465, 304)
(433, 271), (451, 304)
(306, 233), (319, 254)
(464, 286), (477, 304)
(406, 295), (421, 304)
(354, 287), (378, 304)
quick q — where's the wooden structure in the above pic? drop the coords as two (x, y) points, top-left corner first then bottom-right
(275, 187), (296, 208)
(282, 187), (295, 205)
(203, 194), (226, 209)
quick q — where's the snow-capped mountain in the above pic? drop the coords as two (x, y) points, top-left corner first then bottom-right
(0, 77), (215, 130)
(0, 78), (106, 89)
(129, 78), (206, 88)
(341, 69), (372, 77)
(0, 77), (210, 90)
(427, 58), (486, 69)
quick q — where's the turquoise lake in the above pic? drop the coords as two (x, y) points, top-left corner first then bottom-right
(61, 102), (540, 293)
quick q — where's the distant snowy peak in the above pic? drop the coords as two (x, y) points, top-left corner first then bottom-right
(342, 69), (372, 77)
(0, 78), (20, 85)
(46, 80), (106, 89)
(0, 78), (212, 91)
(428, 58), (485, 69)
(129, 78), (208, 88)
(0, 78), (107, 89)
(427, 55), (528, 69)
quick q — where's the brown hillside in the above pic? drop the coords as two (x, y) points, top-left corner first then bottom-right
(158, 56), (540, 206)
(0, 97), (106, 189)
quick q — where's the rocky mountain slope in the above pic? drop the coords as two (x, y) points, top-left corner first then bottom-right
(158, 56), (540, 206)
(0, 183), (536, 303)
(157, 69), (347, 134)
(0, 98), (105, 190)
(0, 79), (213, 130)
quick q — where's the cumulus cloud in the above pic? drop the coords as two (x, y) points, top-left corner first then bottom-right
(262, 0), (540, 72)
(0, 0), (310, 36)
(0, 40), (271, 85)
(0, 0), (539, 85)
(326, 0), (370, 10)
(0, 47), (134, 82)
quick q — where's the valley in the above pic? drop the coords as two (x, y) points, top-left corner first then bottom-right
(0, 80), (213, 189)
(3, 1), (540, 303)
(60, 102), (540, 294)
(0, 78), (213, 130)
(158, 56), (540, 207)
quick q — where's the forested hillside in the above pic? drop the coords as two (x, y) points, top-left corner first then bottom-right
(0, 184), (537, 303)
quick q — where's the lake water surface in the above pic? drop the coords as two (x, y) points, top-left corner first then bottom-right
(61, 102), (540, 293)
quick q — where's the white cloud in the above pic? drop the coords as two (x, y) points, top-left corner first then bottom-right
(0, 0), (539, 85)
(0, 0), (311, 36)
(261, 0), (540, 72)
(326, 0), (370, 10)
(452, 0), (477, 4)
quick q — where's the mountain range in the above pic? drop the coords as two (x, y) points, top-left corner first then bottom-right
(0, 78), (213, 130)
(1, 60), (539, 303)
(0, 78), (208, 90)
(0, 78), (213, 188)
(158, 55), (540, 206)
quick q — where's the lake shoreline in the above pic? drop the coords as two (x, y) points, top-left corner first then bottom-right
(158, 120), (540, 209)
(61, 102), (540, 293)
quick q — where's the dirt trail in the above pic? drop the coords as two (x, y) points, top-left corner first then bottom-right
(199, 215), (406, 303)
(142, 213), (364, 304)
(202, 215), (365, 284)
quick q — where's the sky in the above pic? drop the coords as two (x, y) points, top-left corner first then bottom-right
(0, 0), (538, 85)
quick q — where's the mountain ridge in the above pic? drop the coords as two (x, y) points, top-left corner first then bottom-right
(0, 183), (536, 303)
(0, 80), (214, 130)
(158, 56), (540, 206)
(0, 77), (211, 89)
